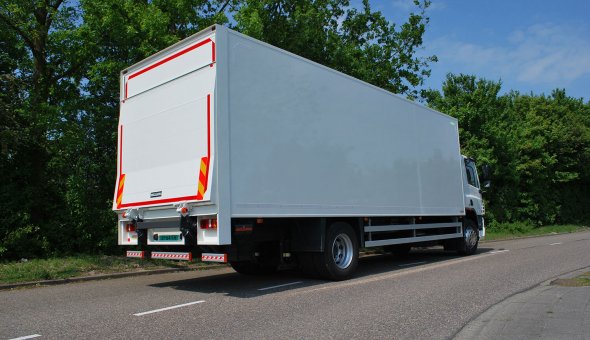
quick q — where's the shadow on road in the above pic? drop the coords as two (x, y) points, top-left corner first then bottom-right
(150, 247), (497, 298)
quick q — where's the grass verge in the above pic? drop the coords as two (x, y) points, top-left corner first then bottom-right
(0, 255), (215, 284)
(485, 224), (589, 241)
(552, 272), (590, 287)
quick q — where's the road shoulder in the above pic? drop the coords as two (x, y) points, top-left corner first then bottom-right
(454, 266), (590, 339)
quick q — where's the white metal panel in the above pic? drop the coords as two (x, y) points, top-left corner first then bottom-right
(226, 30), (465, 217)
(114, 32), (216, 210)
(124, 38), (215, 99)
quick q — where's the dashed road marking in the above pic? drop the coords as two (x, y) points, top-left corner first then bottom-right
(258, 281), (303, 291)
(279, 252), (499, 298)
(490, 249), (510, 254)
(133, 300), (205, 316)
(549, 242), (562, 246)
(9, 335), (41, 340)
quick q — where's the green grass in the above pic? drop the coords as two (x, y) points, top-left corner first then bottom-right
(552, 272), (590, 287)
(485, 223), (589, 241)
(0, 255), (212, 284)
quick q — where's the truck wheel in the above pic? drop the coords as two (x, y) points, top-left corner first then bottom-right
(314, 222), (359, 281)
(230, 261), (277, 275)
(457, 218), (479, 255)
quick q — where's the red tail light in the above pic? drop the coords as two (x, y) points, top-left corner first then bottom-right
(200, 218), (218, 229)
(125, 224), (136, 232)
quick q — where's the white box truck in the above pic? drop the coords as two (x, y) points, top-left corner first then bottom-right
(114, 25), (488, 280)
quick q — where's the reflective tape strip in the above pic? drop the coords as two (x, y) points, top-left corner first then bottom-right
(151, 252), (192, 261)
(196, 94), (211, 200)
(116, 174), (126, 207)
(201, 253), (227, 263)
(126, 250), (145, 259)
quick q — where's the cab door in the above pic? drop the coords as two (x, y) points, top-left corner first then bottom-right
(463, 158), (485, 236)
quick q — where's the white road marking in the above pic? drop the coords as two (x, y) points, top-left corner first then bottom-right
(549, 242), (562, 246)
(281, 252), (498, 298)
(258, 281), (303, 291)
(133, 300), (205, 316)
(9, 335), (41, 340)
(398, 261), (427, 267)
(490, 249), (510, 254)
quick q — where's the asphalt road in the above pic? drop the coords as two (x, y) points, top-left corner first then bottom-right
(2, 231), (590, 340)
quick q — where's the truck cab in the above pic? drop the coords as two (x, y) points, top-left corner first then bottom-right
(463, 156), (487, 240)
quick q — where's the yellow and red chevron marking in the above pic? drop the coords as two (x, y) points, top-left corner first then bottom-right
(116, 174), (126, 208)
(196, 157), (209, 200)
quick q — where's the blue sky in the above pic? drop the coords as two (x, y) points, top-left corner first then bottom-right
(372, 0), (590, 101)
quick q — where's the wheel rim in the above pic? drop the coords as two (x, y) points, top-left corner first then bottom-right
(464, 225), (478, 249)
(332, 233), (353, 269)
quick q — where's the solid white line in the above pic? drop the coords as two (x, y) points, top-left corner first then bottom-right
(549, 242), (562, 246)
(133, 300), (205, 316)
(258, 281), (303, 291)
(398, 261), (427, 267)
(490, 249), (510, 254)
(9, 335), (41, 340)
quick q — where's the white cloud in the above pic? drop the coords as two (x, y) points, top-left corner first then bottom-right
(430, 23), (590, 86)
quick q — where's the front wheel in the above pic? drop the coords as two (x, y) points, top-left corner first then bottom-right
(457, 218), (479, 255)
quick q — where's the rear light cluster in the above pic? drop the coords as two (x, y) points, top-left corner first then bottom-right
(125, 224), (136, 232)
(200, 218), (217, 229)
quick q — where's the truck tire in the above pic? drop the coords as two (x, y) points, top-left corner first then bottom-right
(230, 261), (277, 275)
(457, 218), (479, 255)
(314, 222), (359, 281)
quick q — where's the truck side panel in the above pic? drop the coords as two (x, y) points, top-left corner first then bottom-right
(226, 29), (465, 218)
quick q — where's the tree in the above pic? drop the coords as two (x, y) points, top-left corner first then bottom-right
(424, 74), (590, 226)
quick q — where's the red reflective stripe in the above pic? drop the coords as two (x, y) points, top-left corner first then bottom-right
(207, 94), (211, 160)
(119, 125), (123, 174)
(151, 252), (192, 260)
(211, 41), (216, 65)
(119, 195), (200, 208)
(201, 253), (227, 263)
(126, 251), (144, 259)
(196, 94), (212, 200)
(128, 38), (214, 81)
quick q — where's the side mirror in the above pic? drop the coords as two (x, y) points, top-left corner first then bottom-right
(481, 164), (492, 188)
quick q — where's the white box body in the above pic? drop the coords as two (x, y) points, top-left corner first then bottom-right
(114, 25), (465, 246)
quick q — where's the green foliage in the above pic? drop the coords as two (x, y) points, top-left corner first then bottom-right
(424, 74), (590, 226)
(485, 223), (588, 241)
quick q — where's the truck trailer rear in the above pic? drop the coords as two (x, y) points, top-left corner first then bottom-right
(114, 25), (486, 280)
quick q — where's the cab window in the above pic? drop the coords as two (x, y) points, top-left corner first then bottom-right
(465, 161), (480, 188)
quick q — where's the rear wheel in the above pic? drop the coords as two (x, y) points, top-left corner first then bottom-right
(457, 218), (479, 255)
(299, 222), (359, 281)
